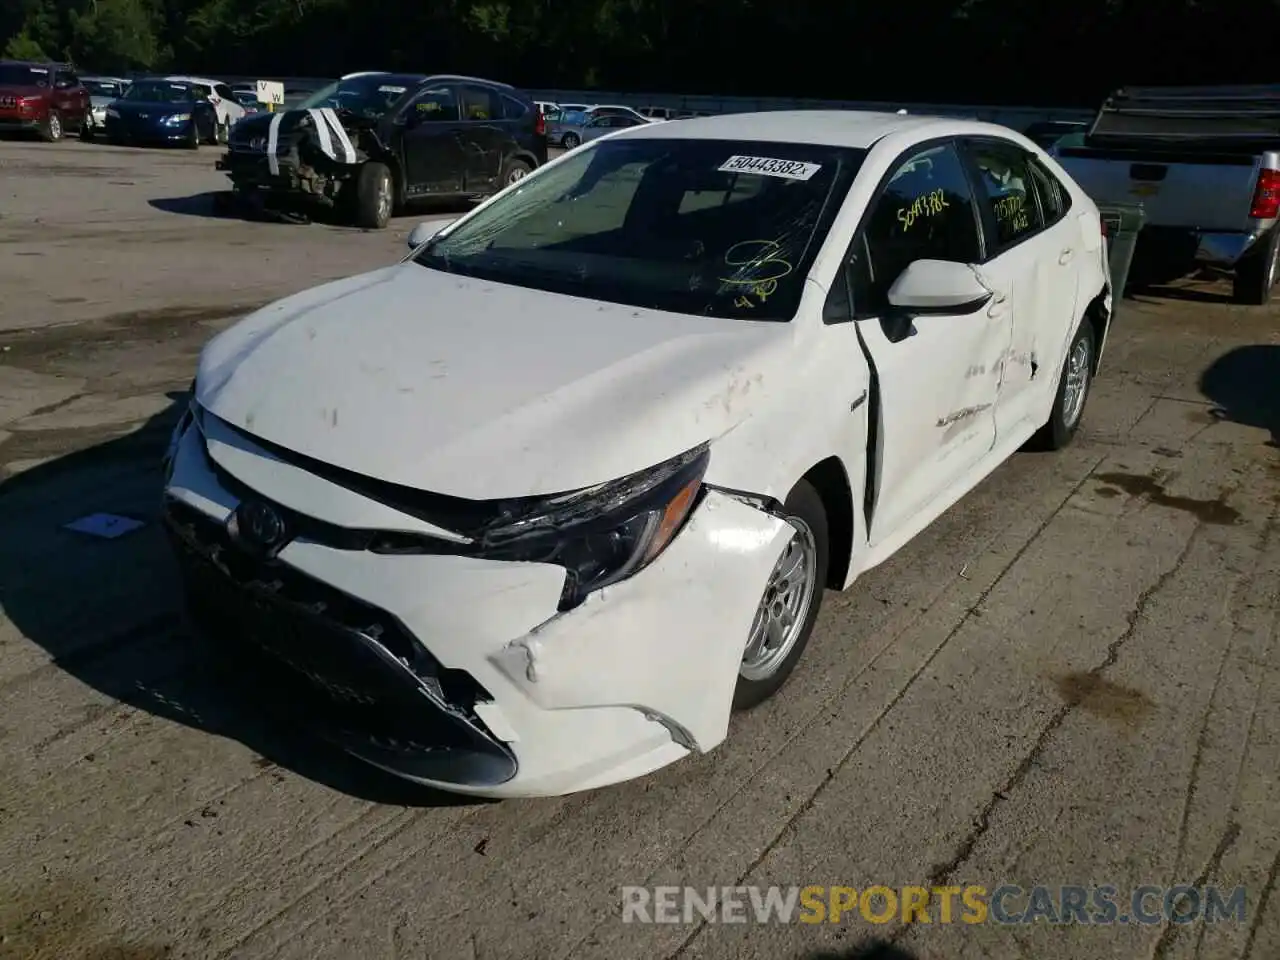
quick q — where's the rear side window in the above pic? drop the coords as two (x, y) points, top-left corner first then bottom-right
(501, 95), (528, 120)
(965, 139), (1042, 250)
(1028, 157), (1071, 224)
(461, 85), (500, 121)
(852, 142), (982, 313)
(214, 84), (235, 100)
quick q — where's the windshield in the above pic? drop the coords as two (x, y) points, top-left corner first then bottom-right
(0, 63), (51, 87)
(84, 80), (124, 97)
(122, 81), (193, 103)
(297, 74), (420, 118)
(414, 138), (863, 321)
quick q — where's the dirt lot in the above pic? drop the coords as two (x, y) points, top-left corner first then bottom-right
(0, 138), (1278, 960)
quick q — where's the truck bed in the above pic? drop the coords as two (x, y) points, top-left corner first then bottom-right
(1055, 143), (1262, 230)
(1053, 84), (1280, 231)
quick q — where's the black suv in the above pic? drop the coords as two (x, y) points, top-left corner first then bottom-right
(216, 72), (549, 228)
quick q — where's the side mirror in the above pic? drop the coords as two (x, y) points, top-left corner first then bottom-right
(407, 218), (456, 249)
(886, 259), (992, 315)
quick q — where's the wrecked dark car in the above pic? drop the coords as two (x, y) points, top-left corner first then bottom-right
(215, 71), (549, 228)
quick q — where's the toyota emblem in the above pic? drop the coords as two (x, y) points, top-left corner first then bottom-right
(228, 499), (287, 554)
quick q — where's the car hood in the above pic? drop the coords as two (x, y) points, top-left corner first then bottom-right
(195, 264), (793, 499)
(89, 95), (115, 109)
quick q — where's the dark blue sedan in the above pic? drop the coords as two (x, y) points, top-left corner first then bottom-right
(102, 78), (218, 147)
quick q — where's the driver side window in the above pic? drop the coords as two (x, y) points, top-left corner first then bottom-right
(411, 85), (459, 122)
(850, 142), (982, 315)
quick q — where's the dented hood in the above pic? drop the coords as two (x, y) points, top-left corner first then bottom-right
(196, 264), (792, 499)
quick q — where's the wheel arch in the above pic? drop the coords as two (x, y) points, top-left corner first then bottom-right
(1082, 285), (1110, 374)
(796, 457), (856, 591)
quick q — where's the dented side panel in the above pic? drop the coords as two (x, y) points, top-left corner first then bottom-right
(489, 490), (792, 752)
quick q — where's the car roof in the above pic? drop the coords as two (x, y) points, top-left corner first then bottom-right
(165, 75), (219, 85)
(605, 110), (1017, 150)
(1, 59), (73, 69)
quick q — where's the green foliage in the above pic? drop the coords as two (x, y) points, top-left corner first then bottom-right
(0, 0), (1275, 105)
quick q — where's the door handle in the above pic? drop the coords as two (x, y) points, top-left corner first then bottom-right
(1059, 248), (1074, 264)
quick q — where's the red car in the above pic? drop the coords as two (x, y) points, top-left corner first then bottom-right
(0, 60), (90, 141)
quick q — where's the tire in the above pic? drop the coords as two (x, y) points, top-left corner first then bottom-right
(1028, 319), (1096, 451)
(1231, 229), (1280, 305)
(561, 132), (580, 149)
(184, 118), (200, 150)
(500, 157), (532, 187)
(40, 110), (63, 142)
(80, 118), (94, 141)
(352, 161), (393, 229)
(732, 479), (830, 712)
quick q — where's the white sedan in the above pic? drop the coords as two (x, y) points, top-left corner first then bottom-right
(163, 111), (1110, 798)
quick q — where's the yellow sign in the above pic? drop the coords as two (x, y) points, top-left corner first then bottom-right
(1130, 183), (1160, 197)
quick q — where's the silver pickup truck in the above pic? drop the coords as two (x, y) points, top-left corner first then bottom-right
(1054, 84), (1280, 304)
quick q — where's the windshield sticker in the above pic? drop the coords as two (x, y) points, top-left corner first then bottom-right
(378, 85), (406, 93)
(717, 155), (821, 181)
(897, 189), (950, 231)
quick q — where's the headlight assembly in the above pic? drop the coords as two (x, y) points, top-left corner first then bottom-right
(478, 444), (709, 610)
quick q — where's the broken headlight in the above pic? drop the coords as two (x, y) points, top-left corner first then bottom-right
(484, 444), (710, 611)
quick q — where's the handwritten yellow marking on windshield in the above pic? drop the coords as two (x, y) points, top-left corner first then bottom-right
(721, 240), (793, 308)
(897, 189), (949, 231)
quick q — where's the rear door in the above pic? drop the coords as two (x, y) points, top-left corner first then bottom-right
(844, 140), (1010, 546)
(53, 69), (87, 124)
(397, 82), (465, 196)
(961, 137), (1077, 437)
(457, 84), (505, 190)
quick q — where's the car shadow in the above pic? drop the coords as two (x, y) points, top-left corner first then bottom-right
(1, 392), (480, 808)
(1199, 344), (1280, 447)
(800, 941), (920, 959)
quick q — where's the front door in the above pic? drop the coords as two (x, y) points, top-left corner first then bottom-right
(848, 141), (1012, 546)
(397, 83), (465, 197)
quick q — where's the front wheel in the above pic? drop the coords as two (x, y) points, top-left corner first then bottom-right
(733, 479), (829, 712)
(184, 118), (200, 150)
(352, 161), (393, 229)
(1029, 319), (1096, 451)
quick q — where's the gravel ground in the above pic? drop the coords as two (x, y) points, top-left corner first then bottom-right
(0, 137), (1277, 960)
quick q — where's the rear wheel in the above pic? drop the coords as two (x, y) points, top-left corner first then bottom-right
(1232, 229), (1280, 305)
(500, 157), (532, 187)
(1028, 319), (1095, 451)
(561, 132), (580, 149)
(732, 479), (829, 711)
(352, 161), (393, 229)
(40, 110), (63, 142)
(80, 116), (94, 141)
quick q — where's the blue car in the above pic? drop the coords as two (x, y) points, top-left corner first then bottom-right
(102, 77), (219, 147)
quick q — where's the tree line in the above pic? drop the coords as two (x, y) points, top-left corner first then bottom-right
(2, 0), (1277, 107)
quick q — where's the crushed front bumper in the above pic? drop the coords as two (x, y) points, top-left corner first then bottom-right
(163, 412), (792, 798)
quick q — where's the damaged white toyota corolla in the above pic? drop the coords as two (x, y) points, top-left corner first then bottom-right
(163, 111), (1111, 798)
